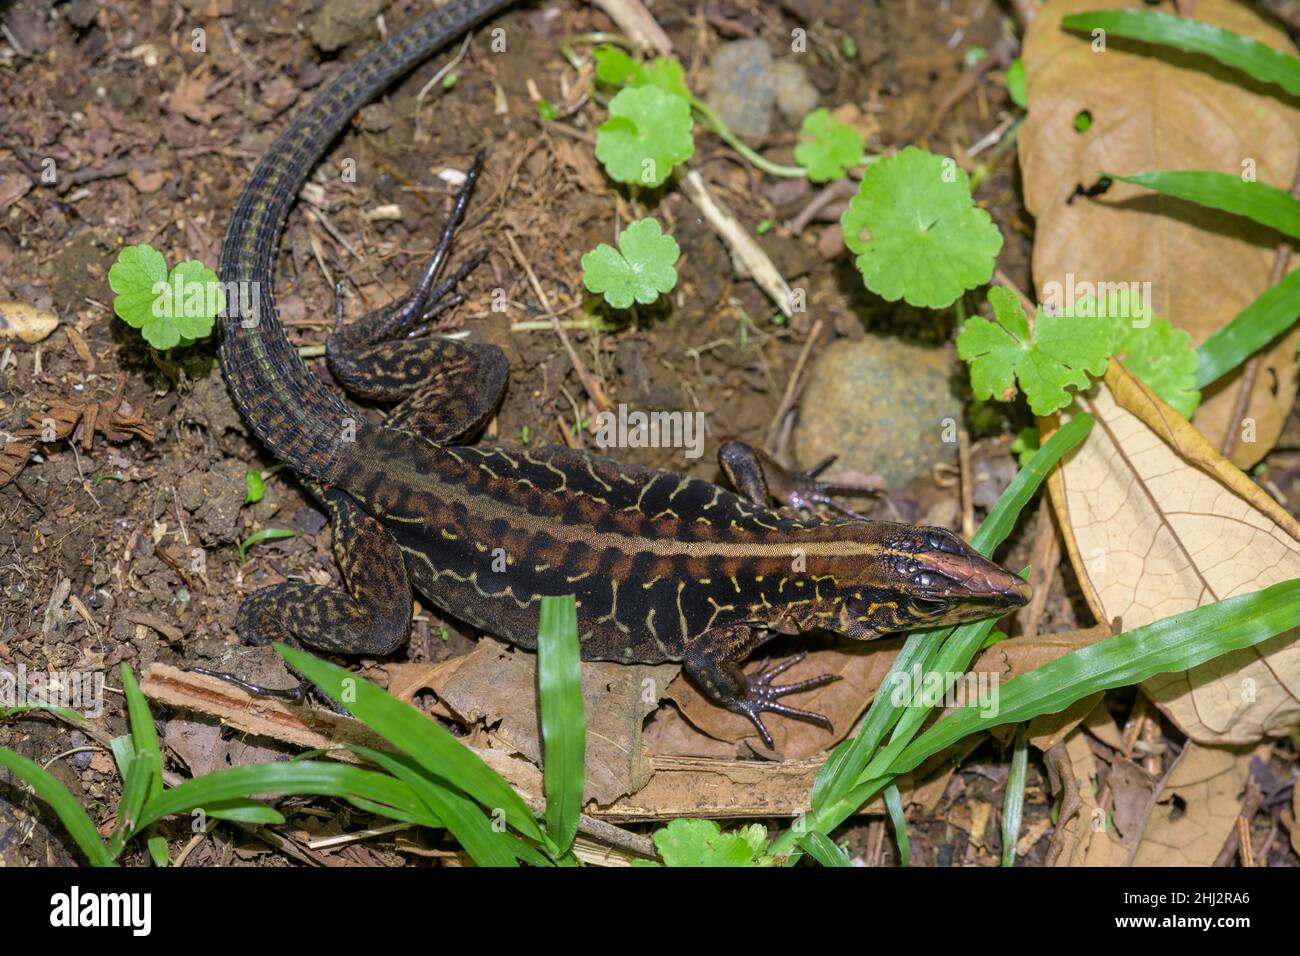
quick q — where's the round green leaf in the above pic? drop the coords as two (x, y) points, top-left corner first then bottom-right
(840, 146), (1003, 309)
(595, 85), (694, 188)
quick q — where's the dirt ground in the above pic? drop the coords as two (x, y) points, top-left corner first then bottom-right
(1, 0), (1297, 867)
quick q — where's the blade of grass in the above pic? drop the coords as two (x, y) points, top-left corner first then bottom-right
(798, 831), (852, 867)
(1195, 269), (1300, 387)
(120, 664), (167, 865)
(136, 760), (438, 830)
(202, 798), (285, 825)
(277, 644), (543, 843)
(883, 782), (910, 866)
(0, 747), (114, 866)
(810, 413), (1094, 809)
(891, 578), (1300, 775)
(537, 595), (584, 854)
(1001, 723), (1028, 867)
(349, 745), (518, 867)
(1061, 10), (1300, 97)
(1108, 171), (1300, 240)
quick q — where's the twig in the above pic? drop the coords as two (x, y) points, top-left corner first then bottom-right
(789, 178), (857, 235)
(918, 47), (1008, 141)
(591, 0), (673, 55)
(680, 170), (799, 323)
(504, 231), (609, 413)
(764, 318), (824, 454)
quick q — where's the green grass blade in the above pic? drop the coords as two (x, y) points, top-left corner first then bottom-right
(1001, 724), (1028, 867)
(810, 413), (1094, 810)
(0, 747), (114, 866)
(892, 578), (1300, 775)
(1109, 171), (1300, 240)
(1195, 269), (1300, 387)
(136, 760), (436, 830)
(350, 745), (517, 867)
(798, 831), (852, 867)
(202, 798), (285, 824)
(883, 782), (910, 866)
(1062, 10), (1300, 97)
(277, 644), (543, 843)
(537, 595), (585, 854)
(119, 664), (165, 863)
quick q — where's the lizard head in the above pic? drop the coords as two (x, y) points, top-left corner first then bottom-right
(833, 524), (1030, 638)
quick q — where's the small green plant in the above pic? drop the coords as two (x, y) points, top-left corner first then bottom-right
(580, 218), (680, 309)
(841, 146), (1004, 309)
(243, 471), (266, 505)
(634, 819), (773, 867)
(1006, 58), (1027, 109)
(595, 85), (695, 188)
(957, 286), (1200, 417)
(238, 527), (296, 560)
(108, 243), (224, 351)
(793, 108), (866, 183)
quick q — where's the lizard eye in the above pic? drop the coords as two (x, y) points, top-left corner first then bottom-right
(911, 597), (948, 615)
(926, 529), (964, 555)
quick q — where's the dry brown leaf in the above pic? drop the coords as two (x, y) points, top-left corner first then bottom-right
(0, 301), (58, 343)
(1048, 363), (1300, 744)
(436, 637), (676, 805)
(1129, 742), (1262, 865)
(1020, 0), (1300, 467)
(1048, 728), (1129, 865)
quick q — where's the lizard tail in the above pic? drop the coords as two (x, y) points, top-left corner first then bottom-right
(218, 0), (513, 481)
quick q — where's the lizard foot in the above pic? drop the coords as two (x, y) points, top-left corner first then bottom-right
(731, 652), (840, 750)
(784, 454), (883, 520)
(189, 667), (353, 715)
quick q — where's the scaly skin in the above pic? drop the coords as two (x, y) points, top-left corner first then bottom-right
(217, 0), (1030, 745)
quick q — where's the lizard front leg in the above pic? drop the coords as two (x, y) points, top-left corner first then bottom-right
(719, 440), (881, 519)
(682, 625), (840, 749)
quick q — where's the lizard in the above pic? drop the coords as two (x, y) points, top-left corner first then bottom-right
(214, 0), (1031, 748)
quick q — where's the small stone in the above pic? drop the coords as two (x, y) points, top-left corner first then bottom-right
(795, 336), (962, 489)
(772, 59), (819, 125)
(0, 301), (58, 343)
(306, 0), (384, 53)
(705, 39), (775, 144)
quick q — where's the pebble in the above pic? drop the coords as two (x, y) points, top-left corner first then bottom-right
(705, 39), (775, 143)
(772, 59), (819, 125)
(794, 336), (962, 490)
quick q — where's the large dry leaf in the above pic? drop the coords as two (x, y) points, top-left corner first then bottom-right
(1049, 363), (1300, 743)
(1020, 0), (1300, 467)
(435, 637), (676, 805)
(1129, 742), (1261, 865)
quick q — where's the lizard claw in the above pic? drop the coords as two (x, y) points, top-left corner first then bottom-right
(731, 652), (840, 749)
(785, 455), (882, 520)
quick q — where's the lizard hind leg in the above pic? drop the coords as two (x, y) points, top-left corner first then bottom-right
(234, 484), (412, 657)
(682, 625), (841, 750)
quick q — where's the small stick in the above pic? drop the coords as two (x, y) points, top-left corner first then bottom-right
(591, 0), (673, 55)
(764, 318), (823, 454)
(957, 428), (974, 540)
(505, 230), (609, 413)
(680, 170), (799, 324)
(789, 178), (857, 235)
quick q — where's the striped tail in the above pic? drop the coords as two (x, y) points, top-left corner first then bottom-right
(218, 0), (513, 481)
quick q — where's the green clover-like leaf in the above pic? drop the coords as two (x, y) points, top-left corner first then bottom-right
(793, 107), (865, 183)
(595, 85), (694, 188)
(957, 286), (1110, 415)
(581, 218), (680, 309)
(1077, 288), (1201, 418)
(635, 819), (772, 867)
(108, 244), (223, 351)
(840, 146), (1003, 309)
(592, 47), (691, 99)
